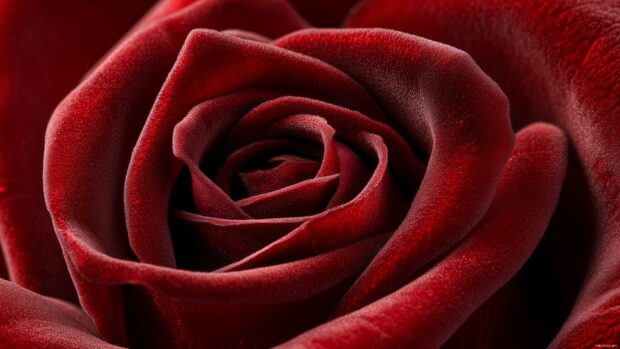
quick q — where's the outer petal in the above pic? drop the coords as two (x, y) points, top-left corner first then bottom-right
(0, 0), (155, 302)
(277, 29), (514, 312)
(0, 279), (120, 349)
(44, 3), (378, 347)
(278, 123), (567, 348)
(124, 28), (379, 267)
(347, 1), (620, 345)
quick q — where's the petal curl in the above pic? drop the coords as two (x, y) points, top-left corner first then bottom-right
(347, 1), (620, 345)
(44, 1), (308, 343)
(278, 28), (515, 310)
(278, 123), (567, 348)
(125, 29), (383, 267)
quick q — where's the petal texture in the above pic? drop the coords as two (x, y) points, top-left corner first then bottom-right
(0, 0), (155, 302)
(346, 0), (620, 345)
(279, 123), (567, 348)
(0, 279), (120, 349)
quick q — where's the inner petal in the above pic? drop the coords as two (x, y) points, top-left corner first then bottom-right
(222, 131), (409, 272)
(240, 156), (320, 197)
(237, 174), (340, 219)
(172, 211), (305, 270)
(250, 114), (339, 177)
(172, 92), (277, 219)
(222, 96), (424, 197)
(231, 114), (341, 218)
(216, 139), (321, 199)
(123, 28), (385, 267)
(328, 141), (372, 208)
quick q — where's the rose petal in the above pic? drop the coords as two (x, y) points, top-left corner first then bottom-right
(347, 2), (620, 345)
(231, 114), (340, 218)
(45, 0), (309, 342)
(278, 29), (514, 310)
(251, 114), (339, 178)
(0, 0), (154, 302)
(239, 157), (320, 197)
(0, 279), (120, 348)
(224, 96), (423, 195)
(237, 174), (340, 218)
(217, 140), (321, 196)
(125, 29), (384, 268)
(55, 227), (389, 347)
(328, 141), (372, 208)
(173, 92), (276, 219)
(222, 131), (407, 271)
(278, 123), (567, 348)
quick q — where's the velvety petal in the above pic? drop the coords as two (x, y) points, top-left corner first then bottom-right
(223, 96), (424, 195)
(217, 139), (320, 196)
(327, 141), (372, 208)
(50, 225), (389, 347)
(250, 114), (339, 178)
(172, 91), (279, 168)
(232, 114), (340, 217)
(222, 131), (407, 272)
(173, 92), (276, 219)
(0, 0), (155, 302)
(0, 279), (120, 348)
(124, 29), (384, 269)
(278, 29), (514, 310)
(44, 0), (309, 343)
(347, 1), (620, 345)
(279, 123), (567, 348)
(187, 166), (252, 219)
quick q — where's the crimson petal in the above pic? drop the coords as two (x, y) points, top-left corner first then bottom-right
(347, 1), (620, 345)
(278, 28), (514, 310)
(44, 1), (309, 343)
(0, 0), (154, 303)
(279, 123), (567, 348)
(0, 279), (119, 348)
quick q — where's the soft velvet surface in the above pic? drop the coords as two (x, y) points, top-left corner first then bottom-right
(0, 0), (618, 348)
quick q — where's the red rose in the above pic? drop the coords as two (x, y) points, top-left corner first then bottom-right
(0, 0), (618, 348)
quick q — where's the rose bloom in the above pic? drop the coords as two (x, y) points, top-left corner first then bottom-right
(0, 0), (618, 348)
